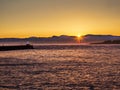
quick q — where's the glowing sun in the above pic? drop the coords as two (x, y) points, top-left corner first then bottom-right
(76, 34), (83, 43)
(77, 34), (81, 38)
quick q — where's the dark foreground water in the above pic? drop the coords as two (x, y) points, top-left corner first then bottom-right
(0, 44), (120, 90)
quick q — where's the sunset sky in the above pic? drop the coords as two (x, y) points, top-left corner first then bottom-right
(0, 0), (120, 38)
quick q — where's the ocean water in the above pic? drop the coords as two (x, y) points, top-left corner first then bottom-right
(0, 44), (120, 90)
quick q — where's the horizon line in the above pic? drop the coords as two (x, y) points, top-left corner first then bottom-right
(0, 34), (120, 39)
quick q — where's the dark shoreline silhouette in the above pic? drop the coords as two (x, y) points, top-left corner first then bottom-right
(0, 44), (34, 51)
(92, 40), (120, 44)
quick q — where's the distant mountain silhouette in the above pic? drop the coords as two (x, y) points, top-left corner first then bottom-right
(0, 34), (120, 43)
(0, 35), (76, 43)
(81, 34), (120, 43)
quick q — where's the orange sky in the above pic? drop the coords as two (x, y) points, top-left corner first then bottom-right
(0, 0), (120, 38)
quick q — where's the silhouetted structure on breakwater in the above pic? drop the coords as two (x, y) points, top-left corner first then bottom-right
(0, 44), (34, 51)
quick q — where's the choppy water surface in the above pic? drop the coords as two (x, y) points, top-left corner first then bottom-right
(0, 44), (120, 90)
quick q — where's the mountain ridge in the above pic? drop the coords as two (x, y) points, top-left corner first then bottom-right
(0, 34), (120, 43)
